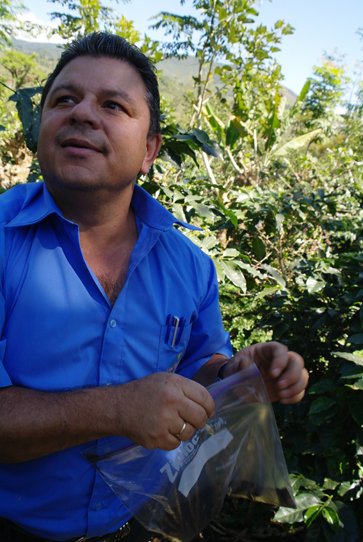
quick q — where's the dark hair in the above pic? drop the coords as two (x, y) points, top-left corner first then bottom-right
(41, 32), (161, 137)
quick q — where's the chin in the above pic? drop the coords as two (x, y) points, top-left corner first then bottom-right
(45, 172), (106, 193)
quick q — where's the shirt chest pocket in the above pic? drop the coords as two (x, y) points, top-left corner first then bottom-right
(157, 321), (193, 373)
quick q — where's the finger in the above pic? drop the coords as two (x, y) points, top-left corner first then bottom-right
(277, 368), (309, 400)
(275, 352), (306, 389)
(258, 342), (289, 378)
(280, 389), (307, 404)
(171, 421), (195, 442)
(177, 399), (211, 430)
(182, 380), (215, 419)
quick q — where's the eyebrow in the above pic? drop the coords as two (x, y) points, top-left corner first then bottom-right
(47, 83), (138, 113)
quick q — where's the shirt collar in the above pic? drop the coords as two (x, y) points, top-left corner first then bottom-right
(6, 181), (200, 232)
(132, 184), (200, 232)
(5, 182), (65, 228)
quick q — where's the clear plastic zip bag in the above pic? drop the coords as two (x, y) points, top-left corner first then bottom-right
(85, 364), (296, 542)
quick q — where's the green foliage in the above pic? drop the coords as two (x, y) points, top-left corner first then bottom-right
(0, 50), (46, 90)
(48, 0), (118, 39)
(7, 86), (41, 153)
(0, 0), (44, 49)
(302, 55), (348, 133)
(0, 0), (26, 47)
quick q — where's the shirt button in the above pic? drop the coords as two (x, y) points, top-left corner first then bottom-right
(110, 319), (117, 328)
(95, 502), (102, 511)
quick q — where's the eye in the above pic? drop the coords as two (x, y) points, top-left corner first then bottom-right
(55, 95), (76, 105)
(104, 101), (126, 112)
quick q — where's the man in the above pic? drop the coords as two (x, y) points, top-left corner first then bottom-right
(0, 33), (308, 542)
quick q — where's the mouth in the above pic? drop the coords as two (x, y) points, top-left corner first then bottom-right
(60, 138), (103, 155)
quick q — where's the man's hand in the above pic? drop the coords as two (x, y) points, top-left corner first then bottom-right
(0, 372), (214, 463)
(113, 372), (215, 451)
(223, 342), (308, 404)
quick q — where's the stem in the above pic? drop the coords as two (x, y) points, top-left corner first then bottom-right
(226, 146), (246, 174)
(188, 51), (206, 129)
(202, 151), (217, 185)
(188, 3), (218, 129)
(253, 128), (259, 184)
(0, 81), (15, 94)
(278, 234), (288, 286)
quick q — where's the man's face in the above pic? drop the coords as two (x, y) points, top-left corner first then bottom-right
(37, 56), (161, 196)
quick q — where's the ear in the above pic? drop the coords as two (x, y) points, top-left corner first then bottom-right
(140, 133), (162, 175)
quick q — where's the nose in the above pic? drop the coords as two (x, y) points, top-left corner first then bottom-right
(68, 98), (101, 128)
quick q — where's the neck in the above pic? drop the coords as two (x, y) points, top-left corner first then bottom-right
(46, 182), (137, 252)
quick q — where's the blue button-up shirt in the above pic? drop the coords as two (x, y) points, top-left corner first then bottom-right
(0, 182), (231, 540)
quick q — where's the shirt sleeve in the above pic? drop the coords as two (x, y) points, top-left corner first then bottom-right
(0, 226), (12, 388)
(176, 256), (232, 379)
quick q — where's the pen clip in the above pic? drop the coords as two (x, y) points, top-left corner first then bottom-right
(171, 317), (180, 349)
(165, 314), (173, 344)
(175, 317), (186, 346)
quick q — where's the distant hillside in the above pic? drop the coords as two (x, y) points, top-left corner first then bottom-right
(12, 38), (63, 60)
(8, 39), (297, 119)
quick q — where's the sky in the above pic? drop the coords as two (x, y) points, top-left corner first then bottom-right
(21, 0), (363, 95)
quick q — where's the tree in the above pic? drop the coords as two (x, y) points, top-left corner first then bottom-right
(1, 51), (46, 90)
(152, 0), (294, 185)
(0, 0), (43, 48)
(0, 0), (26, 47)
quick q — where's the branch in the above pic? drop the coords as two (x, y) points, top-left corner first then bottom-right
(202, 151), (217, 185)
(226, 146), (247, 174)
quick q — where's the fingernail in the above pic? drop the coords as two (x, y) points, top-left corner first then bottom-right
(271, 368), (281, 377)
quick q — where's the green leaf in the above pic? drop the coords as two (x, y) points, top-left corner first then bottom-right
(221, 261), (247, 293)
(8, 88), (41, 153)
(304, 505), (322, 529)
(264, 91), (281, 151)
(337, 481), (352, 496)
(191, 128), (223, 158)
(351, 378), (363, 390)
(204, 103), (225, 143)
(275, 493), (322, 524)
(218, 203), (238, 228)
(158, 151), (181, 168)
(309, 397), (335, 415)
(223, 248), (240, 258)
(252, 236), (266, 260)
(235, 261), (266, 280)
(297, 79), (311, 103)
(306, 277), (325, 294)
(188, 201), (215, 221)
(201, 236), (219, 250)
(225, 119), (247, 149)
(322, 506), (340, 533)
(252, 286), (278, 299)
(332, 351), (363, 366)
(172, 203), (186, 222)
(212, 257), (224, 282)
(262, 264), (286, 288)
(271, 129), (322, 157)
(290, 79), (311, 117)
(308, 380), (335, 394)
(322, 479), (339, 491)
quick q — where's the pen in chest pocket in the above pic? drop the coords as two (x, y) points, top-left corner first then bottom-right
(165, 315), (187, 348)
